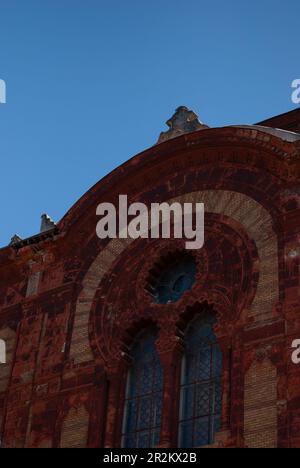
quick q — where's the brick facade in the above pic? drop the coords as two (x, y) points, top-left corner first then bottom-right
(1, 110), (300, 448)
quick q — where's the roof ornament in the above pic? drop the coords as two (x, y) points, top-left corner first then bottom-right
(157, 106), (209, 144)
(40, 214), (56, 233)
(9, 234), (23, 246)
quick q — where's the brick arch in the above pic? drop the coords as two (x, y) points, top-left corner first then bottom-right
(90, 222), (257, 366)
(70, 190), (278, 364)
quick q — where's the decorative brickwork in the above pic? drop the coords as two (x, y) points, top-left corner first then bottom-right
(0, 114), (300, 448)
(60, 405), (89, 448)
(70, 190), (278, 365)
(244, 357), (278, 448)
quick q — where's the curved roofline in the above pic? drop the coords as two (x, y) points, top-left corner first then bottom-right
(57, 125), (299, 234)
(231, 124), (300, 142)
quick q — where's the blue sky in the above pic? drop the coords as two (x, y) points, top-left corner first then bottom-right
(0, 0), (299, 246)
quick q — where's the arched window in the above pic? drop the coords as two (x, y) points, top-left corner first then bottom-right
(121, 329), (163, 448)
(179, 313), (222, 447)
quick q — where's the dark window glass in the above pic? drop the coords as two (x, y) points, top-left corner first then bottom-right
(179, 313), (222, 447)
(122, 329), (163, 448)
(153, 256), (196, 304)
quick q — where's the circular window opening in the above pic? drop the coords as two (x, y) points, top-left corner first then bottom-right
(146, 251), (197, 304)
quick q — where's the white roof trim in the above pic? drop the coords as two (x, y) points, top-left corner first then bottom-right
(231, 125), (300, 142)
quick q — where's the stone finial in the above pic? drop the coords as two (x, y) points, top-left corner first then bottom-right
(157, 106), (209, 144)
(40, 214), (56, 233)
(9, 234), (23, 246)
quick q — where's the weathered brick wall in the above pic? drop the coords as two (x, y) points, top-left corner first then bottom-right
(244, 358), (278, 448)
(60, 405), (89, 448)
(0, 124), (299, 448)
(70, 190), (278, 365)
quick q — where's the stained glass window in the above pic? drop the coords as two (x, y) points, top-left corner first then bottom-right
(178, 313), (222, 448)
(121, 329), (163, 448)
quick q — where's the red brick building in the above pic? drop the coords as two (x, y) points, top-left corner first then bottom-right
(1, 107), (300, 448)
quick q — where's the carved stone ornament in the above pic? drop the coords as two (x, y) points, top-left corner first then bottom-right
(157, 106), (209, 144)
